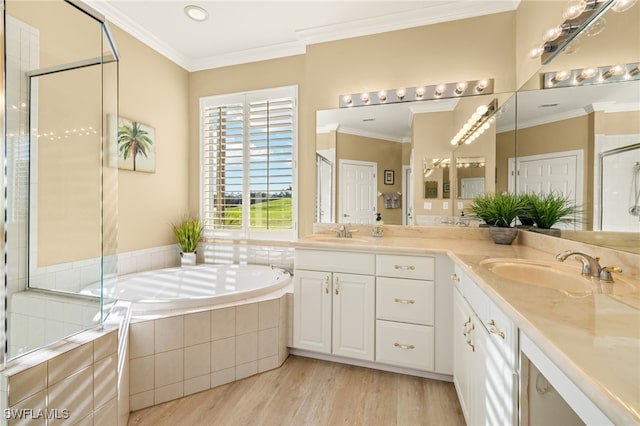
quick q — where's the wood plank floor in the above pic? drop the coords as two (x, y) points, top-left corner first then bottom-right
(128, 355), (466, 426)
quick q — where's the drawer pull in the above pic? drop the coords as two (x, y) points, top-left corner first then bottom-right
(324, 276), (330, 294)
(463, 317), (471, 327)
(335, 276), (340, 295)
(466, 338), (475, 352)
(451, 273), (460, 282)
(394, 343), (415, 350)
(394, 298), (415, 305)
(394, 264), (416, 271)
(489, 320), (505, 339)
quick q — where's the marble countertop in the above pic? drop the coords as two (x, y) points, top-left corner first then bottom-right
(295, 231), (640, 425)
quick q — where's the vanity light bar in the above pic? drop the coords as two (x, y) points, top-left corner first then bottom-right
(544, 62), (640, 88)
(339, 79), (494, 108)
(538, 0), (615, 64)
(450, 98), (498, 147)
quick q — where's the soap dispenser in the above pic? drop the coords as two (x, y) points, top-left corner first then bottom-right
(373, 213), (384, 238)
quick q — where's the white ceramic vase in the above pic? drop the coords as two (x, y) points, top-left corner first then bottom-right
(180, 252), (197, 266)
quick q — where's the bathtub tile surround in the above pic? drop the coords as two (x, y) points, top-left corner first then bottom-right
(128, 294), (291, 411)
(0, 328), (122, 426)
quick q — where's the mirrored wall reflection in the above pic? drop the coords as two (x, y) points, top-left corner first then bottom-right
(4, 0), (118, 361)
(316, 93), (517, 226)
(515, 80), (640, 236)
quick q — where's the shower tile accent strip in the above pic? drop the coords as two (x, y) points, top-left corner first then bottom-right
(128, 293), (292, 411)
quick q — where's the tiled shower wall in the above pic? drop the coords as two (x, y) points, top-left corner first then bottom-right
(129, 293), (292, 411)
(1, 330), (120, 426)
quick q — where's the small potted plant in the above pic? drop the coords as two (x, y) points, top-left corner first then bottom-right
(522, 192), (580, 237)
(172, 217), (203, 266)
(469, 193), (525, 244)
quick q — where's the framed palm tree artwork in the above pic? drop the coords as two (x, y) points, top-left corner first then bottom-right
(114, 116), (156, 172)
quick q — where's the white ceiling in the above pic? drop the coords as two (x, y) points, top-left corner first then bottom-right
(86, 0), (519, 71)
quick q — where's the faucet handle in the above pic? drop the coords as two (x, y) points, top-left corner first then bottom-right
(599, 266), (623, 283)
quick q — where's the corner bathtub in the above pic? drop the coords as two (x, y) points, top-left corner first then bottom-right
(82, 264), (292, 313)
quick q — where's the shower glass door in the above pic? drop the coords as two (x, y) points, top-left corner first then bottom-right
(3, 0), (118, 361)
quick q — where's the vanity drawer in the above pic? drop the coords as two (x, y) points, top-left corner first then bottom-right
(376, 277), (434, 325)
(375, 320), (434, 371)
(295, 249), (375, 275)
(376, 255), (435, 280)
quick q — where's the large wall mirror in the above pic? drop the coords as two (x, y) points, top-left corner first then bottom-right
(515, 4), (639, 253)
(316, 92), (516, 226)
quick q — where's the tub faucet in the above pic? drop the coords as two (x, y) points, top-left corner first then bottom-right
(555, 250), (602, 278)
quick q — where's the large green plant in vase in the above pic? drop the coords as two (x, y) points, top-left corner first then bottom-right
(469, 193), (525, 245)
(522, 192), (580, 237)
(173, 218), (203, 266)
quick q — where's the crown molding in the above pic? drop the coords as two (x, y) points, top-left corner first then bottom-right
(85, 0), (191, 70)
(87, 0), (519, 72)
(296, 0), (519, 46)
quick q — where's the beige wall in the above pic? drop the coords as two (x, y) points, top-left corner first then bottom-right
(188, 12), (516, 236)
(517, 0), (640, 90)
(336, 133), (404, 225)
(112, 26), (190, 252)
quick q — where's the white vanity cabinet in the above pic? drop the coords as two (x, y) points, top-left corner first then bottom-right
(452, 265), (518, 426)
(375, 254), (436, 371)
(293, 249), (375, 361)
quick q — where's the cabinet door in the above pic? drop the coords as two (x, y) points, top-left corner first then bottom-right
(482, 325), (517, 426)
(453, 288), (474, 423)
(332, 273), (375, 361)
(293, 270), (332, 353)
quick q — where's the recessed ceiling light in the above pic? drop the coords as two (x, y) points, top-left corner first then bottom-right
(184, 5), (209, 22)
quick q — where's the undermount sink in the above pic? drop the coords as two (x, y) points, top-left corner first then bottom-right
(479, 258), (637, 297)
(304, 235), (370, 244)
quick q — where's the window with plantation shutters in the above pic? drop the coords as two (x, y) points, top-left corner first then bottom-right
(200, 86), (297, 240)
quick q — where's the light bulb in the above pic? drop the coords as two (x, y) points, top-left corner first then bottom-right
(476, 105), (489, 115)
(472, 112), (481, 121)
(343, 95), (352, 105)
(434, 84), (446, 97)
(562, 0), (587, 19)
(602, 65), (624, 79)
(552, 70), (571, 83)
(528, 45), (544, 59)
(542, 26), (563, 42)
(612, 0), (638, 12)
(482, 122), (491, 131)
(475, 80), (489, 93)
(455, 82), (468, 95)
(378, 91), (387, 102)
(576, 68), (597, 82)
(360, 93), (370, 103)
(396, 88), (406, 99)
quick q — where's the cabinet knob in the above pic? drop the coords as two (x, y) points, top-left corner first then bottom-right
(394, 343), (415, 350)
(451, 273), (460, 282)
(394, 298), (415, 305)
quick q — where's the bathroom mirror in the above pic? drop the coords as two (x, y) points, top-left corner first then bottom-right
(513, 4), (639, 253)
(316, 93), (516, 225)
(3, 0), (119, 360)
(515, 79), (640, 251)
(455, 157), (486, 199)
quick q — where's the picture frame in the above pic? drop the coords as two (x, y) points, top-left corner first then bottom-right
(384, 169), (394, 185)
(109, 115), (156, 173)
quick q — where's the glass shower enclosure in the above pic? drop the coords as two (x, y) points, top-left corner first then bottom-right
(2, 0), (119, 362)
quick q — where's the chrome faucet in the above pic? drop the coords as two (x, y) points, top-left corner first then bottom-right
(336, 224), (352, 238)
(556, 250), (602, 278)
(556, 250), (622, 282)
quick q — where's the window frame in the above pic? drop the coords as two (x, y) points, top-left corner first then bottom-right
(199, 85), (298, 241)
